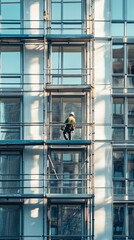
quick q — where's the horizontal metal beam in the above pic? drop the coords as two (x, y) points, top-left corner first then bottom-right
(0, 139), (91, 146)
(45, 84), (92, 92)
(46, 140), (91, 145)
(46, 34), (93, 42)
(46, 194), (93, 199)
(0, 140), (44, 146)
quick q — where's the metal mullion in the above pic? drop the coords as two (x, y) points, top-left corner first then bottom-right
(125, 149), (128, 196)
(125, 96), (128, 141)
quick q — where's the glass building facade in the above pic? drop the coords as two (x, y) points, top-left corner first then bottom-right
(1, 0), (134, 239)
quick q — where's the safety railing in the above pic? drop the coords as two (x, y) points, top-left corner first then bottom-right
(0, 19), (94, 35)
(45, 19), (93, 35)
(46, 123), (93, 140)
(113, 179), (134, 195)
(0, 20), (44, 35)
(0, 173), (92, 196)
(0, 74), (44, 91)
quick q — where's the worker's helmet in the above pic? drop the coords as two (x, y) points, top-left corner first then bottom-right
(70, 112), (75, 117)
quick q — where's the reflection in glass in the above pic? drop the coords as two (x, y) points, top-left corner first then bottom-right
(127, 45), (134, 74)
(113, 151), (124, 177)
(0, 153), (21, 194)
(128, 205), (134, 237)
(113, 98), (124, 124)
(113, 45), (124, 74)
(48, 150), (85, 194)
(50, 205), (82, 236)
(113, 180), (125, 194)
(127, 77), (134, 88)
(128, 151), (134, 179)
(0, 205), (20, 237)
(128, 128), (134, 140)
(113, 205), (125, 235)
(112, 77), (124, 88)
(128, 99), (134, 125)
(112, 128), (124, 140)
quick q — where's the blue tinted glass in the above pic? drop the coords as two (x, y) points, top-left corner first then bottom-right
(1, 52), (20, 74)
(52, 3), (61, 20)
(2, 4), (20, 20)
(63, 3), (81, 20)
(111, 0), (123, 20)
(63, 52), (81, 74)
(127, 0), (134, 20)
(127, 24), (134, 37)
(112, 23), (124, 37)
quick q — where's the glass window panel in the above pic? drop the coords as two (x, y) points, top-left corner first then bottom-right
(1, 128), (20, 140)
(0, 205), (20, 237)
(52, 97), (82, 140)
(1, 4), (20, 20)
(128, 151), (134, 179)
(127, 24), (134, 37)
(127, 77), (134, 88)
(50, 205), (82, 236)
(128, 98), (134, 125)
(63, 3), (81, 20)
(52, 46), (84, 83)
(51, 24), (61, 34)
(0, 99), (20, 123)
(1, 52), (20, 74)
(112, 23), (124, 37)
(0, 76), (21, 88)
(52, 3), (61, 21)
(63, 53), (81, 74)
(63, 24), (82, 34)
(128, 45), (134, 74)
(113, 45), (124, 74)
(127, 0), (134, 20)
(113, 205), (125, 235)
(112, 128), (125, 140)
(49, 150), (83, 194)
(0, 153), (21, 194)
(113, 98), (124, 124)
(128, 205), (134, 237)
(128, 128), (134, 140)
(1, 23), (21, 34)
(113, 180), (125, 194)
(113, 151), (124, 177)
(128, 180), (134, 194)
(112, 77), (124, 88)
(111, 0), (123, 20)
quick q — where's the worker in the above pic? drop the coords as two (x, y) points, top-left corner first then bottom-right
(61, 112), (76, 140)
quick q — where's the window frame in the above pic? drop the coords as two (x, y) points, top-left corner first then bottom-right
(47, 148), (87, 194)
(0, 0), (22, 34)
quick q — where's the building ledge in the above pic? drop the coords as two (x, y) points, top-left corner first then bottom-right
(0, 140), (44, 146)
(46, 140), (91, 146)
(46, 194), (92, 199)
(46, 34), (93, 42)
(45, 84), (92, 92)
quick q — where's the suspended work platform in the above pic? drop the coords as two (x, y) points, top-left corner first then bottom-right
(45, 84), (92, 92)
(46, 34), (94, 42)
(46, 139), (91, 146)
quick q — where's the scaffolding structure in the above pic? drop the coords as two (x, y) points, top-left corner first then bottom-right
(0, 0), (95, 239)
